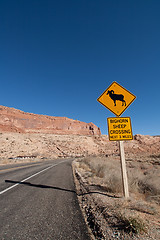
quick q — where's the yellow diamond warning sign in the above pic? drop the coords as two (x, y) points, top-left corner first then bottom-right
(97, 82), (136, 117)
(107, 117), (133, 141)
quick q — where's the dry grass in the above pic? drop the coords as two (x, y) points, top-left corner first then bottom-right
(74, 155), (160, 239)
(77, 155), (160, 204)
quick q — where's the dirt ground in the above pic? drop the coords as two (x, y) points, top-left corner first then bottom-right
(0, 133), (159, 163)
(72, 155), (160, 240)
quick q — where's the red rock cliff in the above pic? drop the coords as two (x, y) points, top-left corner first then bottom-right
(0, 106), (101, 135)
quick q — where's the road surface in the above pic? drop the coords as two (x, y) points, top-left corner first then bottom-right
(0, 159), (90, 240)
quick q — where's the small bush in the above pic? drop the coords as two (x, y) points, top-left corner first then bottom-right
(127, 168), (145, 193)
(103, 167), (123, 193)
(96, 164), (105, 178)
(118, 214), (146, 234)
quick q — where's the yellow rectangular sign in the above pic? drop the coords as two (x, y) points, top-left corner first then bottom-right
(107, 117), (133, 141)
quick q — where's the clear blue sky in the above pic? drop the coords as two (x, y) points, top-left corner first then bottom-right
(0, 0), (159, 135)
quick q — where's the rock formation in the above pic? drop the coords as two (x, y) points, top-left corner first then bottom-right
(0, 132), (159, 162)
(0, 105), (101, 135)
(0, 106), (159, 163)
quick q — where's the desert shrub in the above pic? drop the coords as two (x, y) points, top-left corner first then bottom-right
(79, 157), (160, 201)
(103, 167), (123, 193)
(138, 169), (160, 204)
(81, 157), (123, 193)
(96, 164), (105, 178)
(127, 168), (145, 193)
(82, 157), (105, 177)
(129, 200), (158, 215)
(117, 213), (146, 234)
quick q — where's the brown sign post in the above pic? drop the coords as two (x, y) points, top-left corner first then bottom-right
(97, 82), (136, 198)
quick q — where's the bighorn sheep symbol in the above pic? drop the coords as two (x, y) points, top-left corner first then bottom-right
(107, 90), (126, 106)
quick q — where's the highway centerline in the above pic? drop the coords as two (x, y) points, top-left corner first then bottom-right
(0, 160), (67, 195)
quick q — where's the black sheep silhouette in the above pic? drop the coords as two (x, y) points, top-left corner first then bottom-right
(107, 90), (126, 106)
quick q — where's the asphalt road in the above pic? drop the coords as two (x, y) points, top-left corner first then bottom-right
(0, 159), (90, 240)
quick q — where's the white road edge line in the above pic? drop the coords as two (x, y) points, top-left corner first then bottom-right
(0, 160), (66, 195)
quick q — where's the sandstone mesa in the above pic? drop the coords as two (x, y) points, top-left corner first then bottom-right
(0, 105), (159, 161)
(0, 105), (101, 135)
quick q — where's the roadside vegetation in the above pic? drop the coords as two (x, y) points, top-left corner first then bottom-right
(73, 154), (160, 239)
(78, 155), (160, 203)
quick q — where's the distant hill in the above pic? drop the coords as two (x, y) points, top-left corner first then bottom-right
(0, 105), (101, 135)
